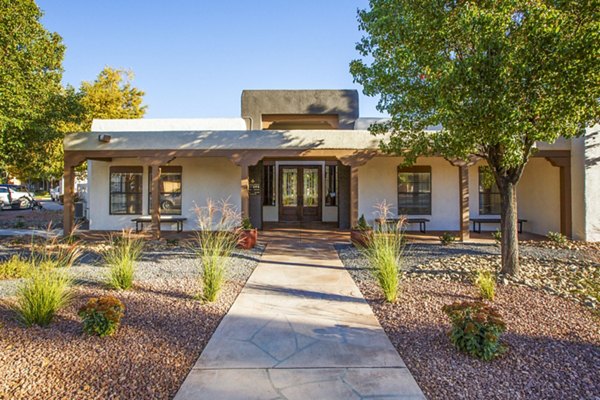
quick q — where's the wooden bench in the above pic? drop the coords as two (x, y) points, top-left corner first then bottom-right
(470, 218), (527, 234)
(132, 216), (187, 233)
(382, 218), (430, 233)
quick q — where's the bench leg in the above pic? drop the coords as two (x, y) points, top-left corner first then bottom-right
(518, 222), (523, 234)
(420, 222), (426, 234)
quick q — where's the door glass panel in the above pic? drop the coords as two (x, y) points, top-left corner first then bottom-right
(303, 168), (319, 207)
(281, 168), (298, 206)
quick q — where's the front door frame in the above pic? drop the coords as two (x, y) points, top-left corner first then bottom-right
(278, 165), (323, 222)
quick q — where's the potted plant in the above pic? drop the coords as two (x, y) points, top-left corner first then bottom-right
(350, 214), (372, 247)
(238, 217), (257, 249)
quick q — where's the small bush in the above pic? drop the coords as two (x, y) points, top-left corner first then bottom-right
(546, 231), (567, 245)
(442, 301), (506, 361)
(103, 230), (143, 290)
(439, 232), (456, 246)
(474, 270), (496, 301)
(13, 262), (73, 327)
(354, 214), (370, 231)
(0, 255), (29, 280)
(361, 201), (403, 303)
(78, 296), (125, 337)
(193, 199), (241, 302)
(491, 229), (502, 244)
(241, 217), (253, 230)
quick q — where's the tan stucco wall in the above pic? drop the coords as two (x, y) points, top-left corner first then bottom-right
(88, 158), (240, 231)
(358, 157), (460, 231)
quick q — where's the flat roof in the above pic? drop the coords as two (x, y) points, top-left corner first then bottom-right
(64, 129), (384, 151)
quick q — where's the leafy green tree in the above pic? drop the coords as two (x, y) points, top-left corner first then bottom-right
(75, 67), (147, 132)
(0, 0), (66, 181)
(351, 0), (599, 276)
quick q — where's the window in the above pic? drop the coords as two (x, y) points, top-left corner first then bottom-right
(148, 166), (182, 215)
(397, 166), (432, 215)
(263, 164), (275, 206)
(110, 167), (143, 215)
(325, 164), (338, 206)
(479, 166), (501, 215)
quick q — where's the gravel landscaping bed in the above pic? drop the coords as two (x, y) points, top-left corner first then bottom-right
(0, 243), (263, 399)
(337, 242), (600, 400)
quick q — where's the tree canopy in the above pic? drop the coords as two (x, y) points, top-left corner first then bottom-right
(0, 0), (66, 180)
(75, 67), (147, 132)
(351, 0), (599, 275)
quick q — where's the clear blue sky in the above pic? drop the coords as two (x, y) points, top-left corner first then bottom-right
(37, 0), (385, 119)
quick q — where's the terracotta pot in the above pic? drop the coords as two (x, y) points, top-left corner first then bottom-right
(350, 229), (372, 247)
(238, 228), (258, 249)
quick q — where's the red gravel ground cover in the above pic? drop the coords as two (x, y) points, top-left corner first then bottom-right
(0, 279), (244, 399)
(357, 280), (600, 399)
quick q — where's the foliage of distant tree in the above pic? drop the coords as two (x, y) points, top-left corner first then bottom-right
(0, 0), (67, 182)
(0, 0), (146, 182)
(74, 67), (147, 132)
(351, 0), (599, 276)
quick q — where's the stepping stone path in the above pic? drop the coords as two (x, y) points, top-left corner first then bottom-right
(175, 228), (424, 399)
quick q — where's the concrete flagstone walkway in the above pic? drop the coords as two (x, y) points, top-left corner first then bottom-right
(175, 228), (425, 400)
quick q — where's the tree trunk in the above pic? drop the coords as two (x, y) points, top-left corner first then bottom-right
(499, 180), (519, 276)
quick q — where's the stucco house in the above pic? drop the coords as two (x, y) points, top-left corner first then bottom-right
(63, 90), (600, 241)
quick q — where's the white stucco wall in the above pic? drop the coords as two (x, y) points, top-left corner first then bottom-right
(571, 136), (586, 240)
(517, 158), (561, 235)
(357, 157), (460, 231)
(584, 126), (600, 241)
(468, 159), (561, 235)
(88, 157), (240, 231)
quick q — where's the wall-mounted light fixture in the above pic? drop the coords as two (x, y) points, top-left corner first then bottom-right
(98, 134), (112, 143)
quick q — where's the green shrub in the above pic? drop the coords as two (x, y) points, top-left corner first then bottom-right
(361, 202), (403, 303)
(0, 255), (29, 280)
(491, 229), (502, 244)
(13, 262), (73, 327)
(241, 217), (253, 230)
(103, 230), (143, 290)
(439, 232), (456, 246)
(78, 296), (125, 337)
(442, 301), (506, 360)
(474, 270), (496, 301)
(193, 199), (241, 302)
(354, 214), (370, 231)
(546, 231), (567, 245)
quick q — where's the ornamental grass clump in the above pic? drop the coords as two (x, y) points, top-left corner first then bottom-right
(193, 199), (241, 302)
(79, 296), (125, 337)
(546, 231), (568, 246)
(0, 255), (29, 280)
(103, 230), (144, 290)
(360, 201), (404, 303)
(13, 233), (81, 327)
(14, 261), (73, 327)
(474, 269), (496, 301)
(442, 301), (507, 361)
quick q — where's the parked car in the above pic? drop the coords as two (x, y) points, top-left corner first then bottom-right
(50, 186), (61, 201)
(0, 184), (37, 210)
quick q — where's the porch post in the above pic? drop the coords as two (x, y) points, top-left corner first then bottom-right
(150, 165), (161, 239)
(63, 162), (75, 236)
(241, 164), (250, 219)
(459, 165), (470, 241)
(350, 166), (359, 227)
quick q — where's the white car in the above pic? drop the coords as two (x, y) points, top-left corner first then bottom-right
(50, 186), (61, 201)
(0, 185), (35, 209)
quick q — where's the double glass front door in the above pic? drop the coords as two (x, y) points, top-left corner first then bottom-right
(279, 166), (322, 222)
